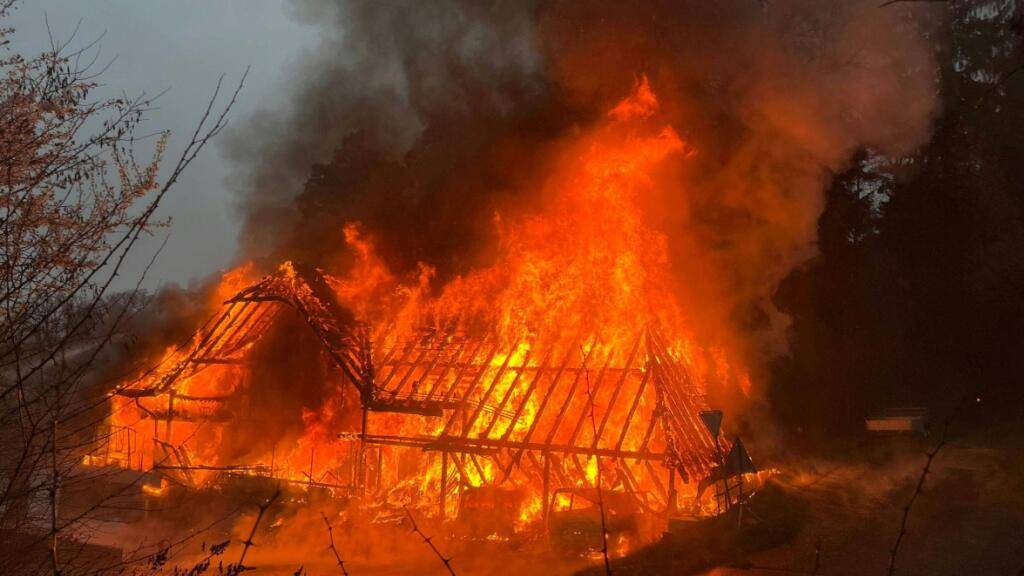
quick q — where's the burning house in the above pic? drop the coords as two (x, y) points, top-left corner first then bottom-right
(107, 262), (719, 521)
(93, 79), (748, 542)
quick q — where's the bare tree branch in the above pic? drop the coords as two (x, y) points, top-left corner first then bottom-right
(581, 345), (611, 575)
(887, 402), (965, 575)
(403, 505), (456, 576)
(231, 486), (281, 575)
(320, 511), (350, 576)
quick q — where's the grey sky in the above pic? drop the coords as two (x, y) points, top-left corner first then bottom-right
(8, 1), (316, 291)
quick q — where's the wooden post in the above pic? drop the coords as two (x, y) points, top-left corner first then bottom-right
(667, 466), (677, 517)
(165, 391), (176, 442)
(308, 447), (315, 487)
(440, 451), (448, 521)
(542, 451), (551, 527)
(358, 406), (368, 494)
(713, 435), (731, 512)
(376, 446), (383, 492)
(736, 474), (745, 529)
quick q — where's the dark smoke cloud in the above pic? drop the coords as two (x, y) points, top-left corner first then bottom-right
(224, 0), (550, 270)
(223, 0), (940, 371)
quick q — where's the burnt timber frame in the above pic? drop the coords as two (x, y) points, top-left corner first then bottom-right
(113, 264), (720, 516)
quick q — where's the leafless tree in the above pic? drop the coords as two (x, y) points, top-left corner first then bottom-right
(0, 2), (245, 572)
(581, 347), (611, 576)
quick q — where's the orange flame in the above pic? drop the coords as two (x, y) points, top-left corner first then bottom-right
(103, 76), (748, 535)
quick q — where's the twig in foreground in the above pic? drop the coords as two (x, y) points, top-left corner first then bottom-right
(321, 511), (350, 575)
(231, 485), (281, 575)
(403, 505), (456, 575)
(581, 347), (611, 575)
(887, 401), (965, 576)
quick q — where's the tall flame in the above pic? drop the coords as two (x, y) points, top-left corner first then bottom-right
(105, 77), (746, 534)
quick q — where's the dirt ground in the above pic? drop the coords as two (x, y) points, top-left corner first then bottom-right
(581, 422), (1024, 576)
(69, 422), (1024, 575)
(265, 421), (1024, 575)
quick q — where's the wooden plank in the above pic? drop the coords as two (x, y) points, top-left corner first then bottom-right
(498, 348), (553, 441)
(642, 459), (669, 504)
(593, 332), (643, 449)
(467, 453), (488, 483)
(425, 336), (467, 401)
(479, 347), (533, 438)
(441, 338), (488, 402)
(196, 302), (249, 357)
(153, 307), (233, 392)
(515, 335), (581, 446)
(439, 341), (499, 436)
(615, 368), (651, 451)
(450, 452), (471, 486)
(569, 453), (587, 481)
(376, 339), (418, 392)
(188, 357), (250, 366)
(213, 300), (262, 354)
(423, 435), (667, 461)
(647, 328), (715, 454)
(638, 403), (660, 452)
(460, 339), (521, 438)
(565, 347), (615, 449)
(388, 337), (434, 397)
(535, 450), (570, 488)
(543, 340), (598, 446)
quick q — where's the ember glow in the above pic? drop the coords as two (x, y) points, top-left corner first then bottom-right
(106, 77), (746, 540)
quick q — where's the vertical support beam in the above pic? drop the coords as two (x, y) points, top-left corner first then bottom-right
(376, 447), (383, 492)
(542, 451), (551, 528)
(164, 391), (176, 442)
(440, 451), (449, 521)
(714, 434), (730, 512)
(309, 446), (315, 488)
(358, 406), (369, 494)
(667, 466), (677, 517)
(737, 473), (744, 528)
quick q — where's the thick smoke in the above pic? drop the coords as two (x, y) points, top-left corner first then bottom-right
(225, 0), (550, 271)
(224, 0), (940, 384)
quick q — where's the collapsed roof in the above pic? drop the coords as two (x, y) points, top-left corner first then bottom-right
(117, 263), (720, 498)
